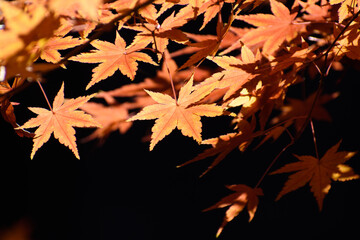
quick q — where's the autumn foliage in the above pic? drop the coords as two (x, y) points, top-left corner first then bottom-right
(1, 0), (360, 237)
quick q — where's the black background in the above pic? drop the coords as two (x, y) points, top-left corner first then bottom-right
(1, 8), (360, 240)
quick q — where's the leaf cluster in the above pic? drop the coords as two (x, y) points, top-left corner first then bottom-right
(1, 0), (359, 236)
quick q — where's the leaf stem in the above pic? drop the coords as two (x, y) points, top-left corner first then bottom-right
(310, 119), (319, 159)
(255, 141), (293, 189)
(36, 80), (53, 112)
(163, 52), (178, 103)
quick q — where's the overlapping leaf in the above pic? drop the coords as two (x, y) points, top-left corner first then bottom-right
(0, 1), (61, 80)
(271, 92), (338, 132)
(80, 102), (132, 142)
(71, 31), (157, 89)
(330, 0), (358, 23)
(34, 36), (84, 64)
(1, 0), (360, 237)
(177, 11), (234, 70)
(199, 45), (259, 101)
(128, 75), (223, 150)
(127, 7), (190, 58)
(237, 0), (305, 56)
(179, 118), (258, 176)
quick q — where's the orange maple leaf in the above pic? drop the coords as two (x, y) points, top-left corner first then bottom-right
(0, 1), (61, 80)
(237, 0), (305, 56)
(70, 31), (157, 89)
(79, 102), (132, 142)
(271, 92), (338, 132)
(204, 184), (263, 237)
(330, 0), (357, 23)
(177, 11), (234, 70)
(34, 36), (84, 64)
(49, 0), (103, 20)
(200, 45), (259, 101)
(179, 117), (257, 176)
(128, 10), (189, 59)
(17, 83), (101, 159)
(0, 77), (34, 138)
(271, 141), (358, 210)
(333, 17), (360, 60)
(128, 75), (223, 150)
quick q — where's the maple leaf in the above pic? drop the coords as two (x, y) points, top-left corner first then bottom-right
(271, 92), (338, 132)
(93, 50), (180, 102)
(0, 77), (34, 138)
(198, 45), (259, 101)
(0, 1), (61, 80)
(170, 26), (248, 59)
(70, 31), (157, 89)
(17, 83), (101, 159)
(79, 102), (132, 142)
(128, 10), (189, 59)
(33, 36), (84, 64)
(204, 184), (263, 237)
(179, 118), (258, 176)
(88, 51), (214, 142)
(128, 75), (223, 150)
(333, 18), (360, 60)
(105, 0), (158, 22)
(177, 11), (234, 70)
(299, 0), (331, 21)
(255, 121), (292, 149)
(237, 0), (305, 56)
(157, 0), (218, 24)
(0, 1), (49, 36)
(330, 0), (357, 23)
(49, 0), (103, 20)
(268, 40), (317, 74)
(271, 141), (359, 210)
(199, 0), (224, 30)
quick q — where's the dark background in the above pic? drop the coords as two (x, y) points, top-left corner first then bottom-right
(1, 59), (360, 240)
(1, 9), (360, 240)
